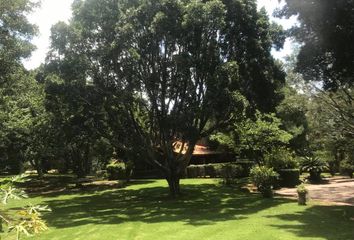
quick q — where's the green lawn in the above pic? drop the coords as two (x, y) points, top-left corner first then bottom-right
(2, 178), (354, 240)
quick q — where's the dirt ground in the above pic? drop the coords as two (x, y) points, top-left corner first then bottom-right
(276, 176), (354, 206)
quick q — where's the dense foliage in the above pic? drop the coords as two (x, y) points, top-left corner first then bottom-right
(212, 111), (293, 163)
(41, 0), (285, 195)
(1, 0), (353, 197)
(278, 0), (354, 90)
(250, 166), (278, 198)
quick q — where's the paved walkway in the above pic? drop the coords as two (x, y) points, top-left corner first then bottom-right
(276, 177), (354, 206)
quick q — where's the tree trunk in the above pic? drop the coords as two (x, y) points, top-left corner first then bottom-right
(84, 144), (91, 175)
(72, 149), (86, 178)
(61, 153), (70, 174)
(18, 159), (24, 174)
(0, 217), (3, 232)
(35, 158), (44, 179)
(76, 159), (86, 178)
(166, 173), (180, 197)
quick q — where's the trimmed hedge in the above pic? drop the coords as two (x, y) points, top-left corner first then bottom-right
(236, 160), (254, 177)
(186, 165), (200, 178)
(186, 162), (253, 179)
(277, 169), (300, 187)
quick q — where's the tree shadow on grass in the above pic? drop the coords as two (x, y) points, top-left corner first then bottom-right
(39, 182), (290, 228)
(22, 176), (156, 197)
(266, 204), (354, 240)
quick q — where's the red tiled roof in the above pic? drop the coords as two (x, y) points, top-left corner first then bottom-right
(173, 141), (220, 155)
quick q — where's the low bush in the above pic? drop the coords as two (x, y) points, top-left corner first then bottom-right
(277, 169), (300, 187)
(340, 160), (354, 178)
(186, 162), (250, 180)
(106, 161), (127, 180)
(250, 166), (278, 198)
(220, 163), (244, 185)
(95, 170), (107, 178)
(204, 164), (217, 178)
(236, 160), (254, 177)
(186, 165), (200, 178)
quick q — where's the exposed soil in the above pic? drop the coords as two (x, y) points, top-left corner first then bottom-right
(276, 176), (354, 206)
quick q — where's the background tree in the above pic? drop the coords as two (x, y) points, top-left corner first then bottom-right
(276, 86), (309, 154)
(0, 0), (38, 85)
(277, 0), (354, 90)
(42, 73), (109, 177)
(276, 51), (310, 155)
(277, 1), (354, 174)
(0, 0), (55, 175)
(0, 70), (46, 174)
(305, 88), (354, 175)
(212, 111), (293, 164)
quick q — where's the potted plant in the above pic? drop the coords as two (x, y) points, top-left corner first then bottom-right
(300, 156), (327, 182)
(297, 183), (308, 205)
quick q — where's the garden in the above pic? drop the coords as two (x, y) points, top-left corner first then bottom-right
(1, 0), (354, 239)
(1, 176), (354, 240)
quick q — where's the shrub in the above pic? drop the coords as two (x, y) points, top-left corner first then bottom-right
(204, 164), (217, 178)
(340, 160), (354, 178)
(300, 156), (327, 182)
(95, 170), (107, 179)
(296, 183), (308, 205)
(186, 165), (200, 178)
(236, 160), (254, 177)
(106, 161), (127, 180)
(250, 166), (278, 198)
(197, 165), (206, 177)
(186, 163), (248, 180)
(316, 150), (337, 176)
(220, 163), (244, 185)
(277, 169), (300, 187)
(186, 164), (210, 178)
(264, 148), (298, 171)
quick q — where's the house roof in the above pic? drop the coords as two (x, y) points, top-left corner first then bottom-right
(173, 141), (221, 155)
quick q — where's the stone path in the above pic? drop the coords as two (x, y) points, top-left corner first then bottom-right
(276, 177), (354, 206)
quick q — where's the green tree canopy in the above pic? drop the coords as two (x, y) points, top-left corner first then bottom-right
(0, 0), (38, 84)
(278, 0), (354, 89)
(46, 0), (285, 195)
(0, 0), (44, 173)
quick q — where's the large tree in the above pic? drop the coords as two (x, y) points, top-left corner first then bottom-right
(0, 0), (43, 173)
(278, 0), (354, 90)
(47, 0), (285, 195)
(0, 0), (38, 85)
(0, 69), (47, 173)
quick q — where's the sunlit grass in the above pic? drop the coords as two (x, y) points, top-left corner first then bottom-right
(1, 178), (353, 240)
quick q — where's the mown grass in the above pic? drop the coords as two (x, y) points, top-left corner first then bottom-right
(1, 178), (354, 240)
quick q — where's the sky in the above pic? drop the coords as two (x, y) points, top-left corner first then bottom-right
(23, 0), (298, 70)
